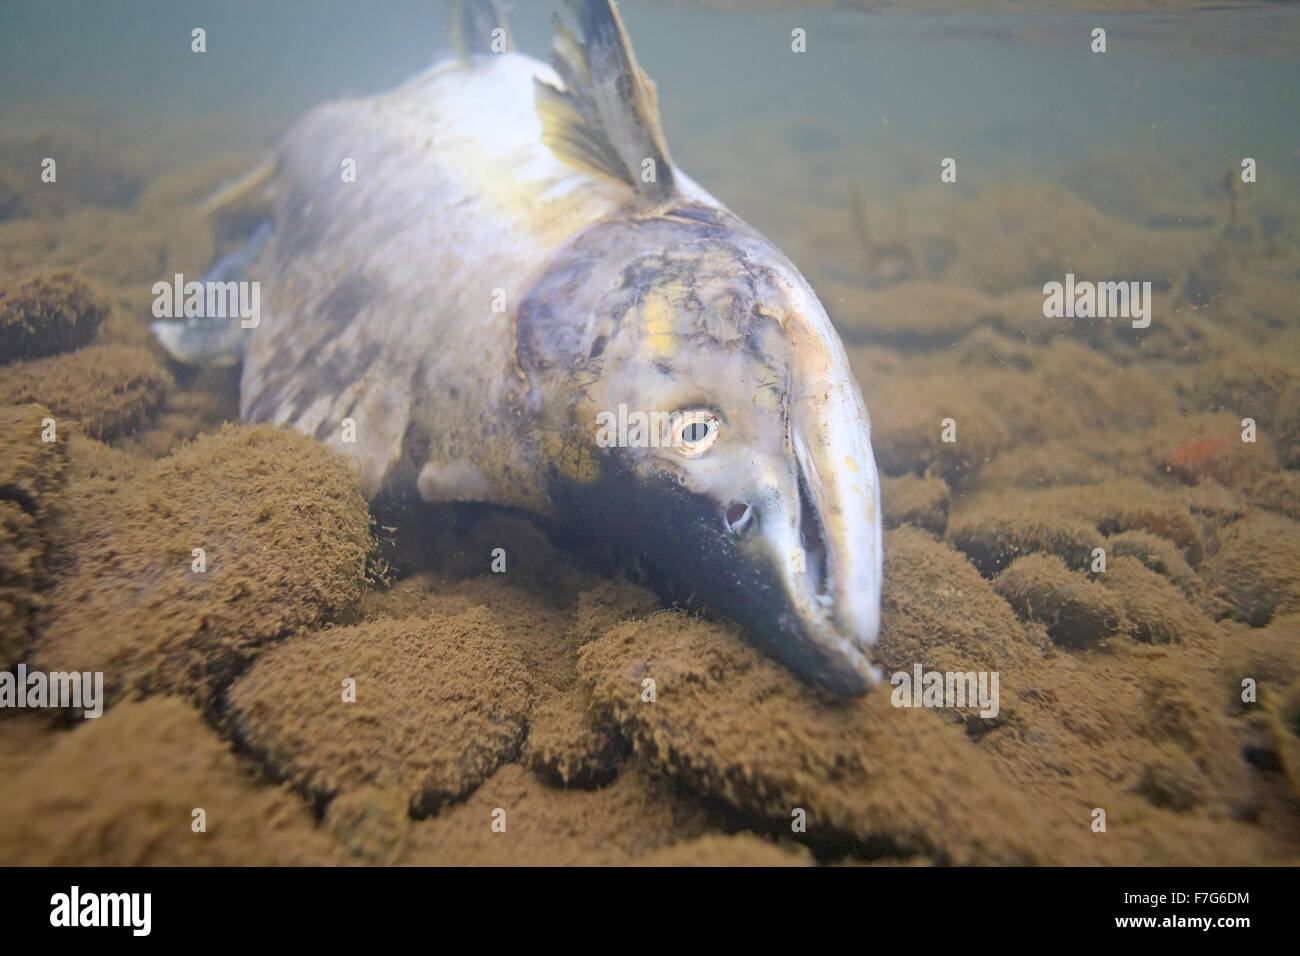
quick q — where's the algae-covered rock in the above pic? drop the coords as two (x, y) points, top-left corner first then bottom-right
(0, 127), (144, 214)
(880, 473), (949, 534)
(579, 610), (1052, 864)
(33, 425), (373, 707)
(0, 271), (107, 363)
(359, 571), (581, 693)
(0, 343), (170, 439)
(957, 481), (1206, 567)
(0, 403), (66, 669)
(1209, 513), (1300, 626)
(1099, 556), (1212, 645)
(876, 527), (1033, 729)
(403, 761), (712, 866)
(949, 504), (1105, 577)
(1106, 529), (1201, 597)
(524, 686), (628, 788)
(1267, 676), (1300, 800)
(994, 553), (1124, 646)
(867, 374), (1008, 485)
(227, 611), (534, 817)
(1197, 355), (1300, 469)
(1153, 412), (1276, 487)
(1247, 470), (1300, 522)
(570, 577), (662, 646)
(0, 697), (342, 865)
(1133, 749), (1211, 812)
(640, 833), (812, 867)
(322, 785), (411, 865)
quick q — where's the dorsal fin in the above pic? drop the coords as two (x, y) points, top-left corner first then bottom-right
(448, 0), (513, 60)
(535, 0), (676, 196)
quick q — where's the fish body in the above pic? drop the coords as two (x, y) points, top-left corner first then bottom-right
(242, 49), (711, 508)
(155, 0), (885, 695)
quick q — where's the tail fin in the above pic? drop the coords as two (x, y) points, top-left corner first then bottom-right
(152, 221), (272, 368)
(449, 0), (513, 59)
(534, 0), (676, 197)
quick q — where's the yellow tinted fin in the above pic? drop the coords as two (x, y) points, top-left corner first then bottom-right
(534, 0), (675, 196)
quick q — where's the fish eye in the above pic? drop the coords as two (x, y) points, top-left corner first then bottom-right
(671, 409), (720, 458)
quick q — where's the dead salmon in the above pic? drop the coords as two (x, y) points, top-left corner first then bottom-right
(153, 0), (885, 695)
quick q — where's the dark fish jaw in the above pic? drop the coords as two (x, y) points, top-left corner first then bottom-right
(548, 456), (874, 696)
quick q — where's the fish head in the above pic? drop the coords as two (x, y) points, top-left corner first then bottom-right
(522, 206), (883, 695)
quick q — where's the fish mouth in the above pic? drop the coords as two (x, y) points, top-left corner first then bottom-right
(733, 382), (883, 697)
(548, 412), (883, 696)
(738, 417), (883, 696)
(704, 461), (880, 697)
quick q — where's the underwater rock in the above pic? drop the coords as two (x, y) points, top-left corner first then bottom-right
(579, 609), (1051, 864)
(962, 481), (1206, 566)
(0, 403), (66, 670)
(945, 182), (1201, 295)
(1209, 513), (1300, 626)
(117, 383), (240, 459)
(949, 503), (1105, 577)
(323, 785), (410, 865)
(1267, 676), (1300, 800)
(0, 343), (170, 440)
(640, 833), (812, 867)
(822, 280), (993, 350)
(1067, 481), (1207, 565)
(1134, 750), (1210, 812)
(879, 473), (949, 534)
(0, 128), (144, 214)
(1217, 613), (1300, 713)
(0, 697), (341, 865)
(49, 434), (145, 552)
(227, 611), (534, 817)
(1197, 355), (1300, 470)
(0, 711), (60, 782)
(1099, 556), (1212, 645)
(361, 571), (581, 694)
(524, 686), (628, 789)
(1153, 412), (1276, 487)
(48, 207), (213, 289)
(867, 373), (1008, 484)
(975, 437), (1120, 490)
(33, 425), (372, 708)
(1106, 529), (1201, 597)
(0, 218), (58, 280)
(875, 527), (1032, 729)
(403, 761), (712, 865)
(1246, 470), (1300, 522)
(984, 630), (1265, 863)
(994, 553), (1124, 647)
(0, 271), (107, 363)
(570, 578), (662, 646)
